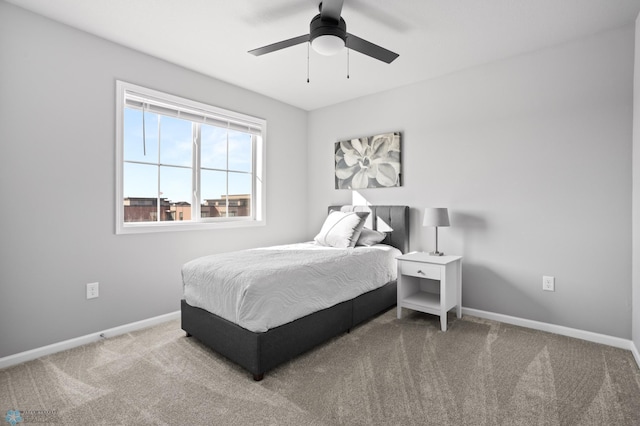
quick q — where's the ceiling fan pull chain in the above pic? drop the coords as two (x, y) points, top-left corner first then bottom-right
(307, 42), (310, 83)
(347, 47), (350, 79)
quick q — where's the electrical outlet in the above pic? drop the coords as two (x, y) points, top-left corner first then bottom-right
(86, 282), (99, 299)
(542, 276), (555, 292)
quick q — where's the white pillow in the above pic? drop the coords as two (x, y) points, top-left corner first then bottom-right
(314, 211), (369, 248)
(356, 228), (387, 246)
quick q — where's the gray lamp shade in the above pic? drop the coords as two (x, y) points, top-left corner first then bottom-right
(423, 208), (450, 227)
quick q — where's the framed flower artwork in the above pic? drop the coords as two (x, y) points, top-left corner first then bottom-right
(334, 132), (401, 189)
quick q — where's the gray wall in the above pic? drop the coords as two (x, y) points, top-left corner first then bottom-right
(308, 26), (634, 339)
(634, 15), (640, 355)
(0, 2), (308, 358)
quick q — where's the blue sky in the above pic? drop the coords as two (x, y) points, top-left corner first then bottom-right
(123, 109), (252, 203)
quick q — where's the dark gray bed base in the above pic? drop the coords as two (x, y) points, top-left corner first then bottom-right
(181, 205), (409, 381)
(181, 281), (396, 380)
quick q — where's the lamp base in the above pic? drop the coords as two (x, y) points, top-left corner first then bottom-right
(428, 251), (445, 256)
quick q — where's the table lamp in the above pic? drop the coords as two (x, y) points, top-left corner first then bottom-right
(423, 208), (450, 256)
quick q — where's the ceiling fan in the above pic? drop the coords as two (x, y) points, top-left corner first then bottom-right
(248, 0), (399, 64)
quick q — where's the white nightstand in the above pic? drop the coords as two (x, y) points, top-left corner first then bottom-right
(396, 252), (463, 331)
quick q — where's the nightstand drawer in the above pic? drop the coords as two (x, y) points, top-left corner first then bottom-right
(399, 261), (441, 280)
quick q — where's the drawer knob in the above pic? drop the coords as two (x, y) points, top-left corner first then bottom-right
(417, 270), (424, 274)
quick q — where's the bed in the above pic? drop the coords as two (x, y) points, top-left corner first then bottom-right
(181, 205), (409, 380)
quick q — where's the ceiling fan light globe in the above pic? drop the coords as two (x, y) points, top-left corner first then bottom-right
(312, 34), (345, 56)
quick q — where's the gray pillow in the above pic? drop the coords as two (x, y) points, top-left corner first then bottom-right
(356, 228), (387, 246)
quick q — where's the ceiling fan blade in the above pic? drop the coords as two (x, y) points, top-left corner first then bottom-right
(248, 34), (310, 56)
(346, 33), (399, 64)
(320, 0), (344, 22)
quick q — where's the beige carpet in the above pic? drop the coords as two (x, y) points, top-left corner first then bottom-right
(1, 310), (639, 425)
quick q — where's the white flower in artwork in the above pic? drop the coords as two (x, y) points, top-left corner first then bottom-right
(335, 133), (401, 189)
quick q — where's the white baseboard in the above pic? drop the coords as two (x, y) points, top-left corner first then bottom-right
(3, 308), (639, 372)
(0, 310), (180, 370)
(631, 341), (640, 369)
(462, 307), (633, 351)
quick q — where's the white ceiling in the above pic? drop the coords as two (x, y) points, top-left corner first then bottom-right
(7, 0), (640, 111)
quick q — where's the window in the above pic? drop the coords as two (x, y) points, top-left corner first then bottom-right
(116, 81), (265, 234)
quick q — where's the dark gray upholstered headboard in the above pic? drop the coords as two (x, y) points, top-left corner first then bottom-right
(328, 205), (410, 254)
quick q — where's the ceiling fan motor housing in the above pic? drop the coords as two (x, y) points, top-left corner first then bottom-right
(310, 14), (347, 44)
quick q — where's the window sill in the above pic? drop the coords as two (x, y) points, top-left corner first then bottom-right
(116, 219), (266, 235)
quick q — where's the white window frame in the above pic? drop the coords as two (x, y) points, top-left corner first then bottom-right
(115, 81), (266, 234)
